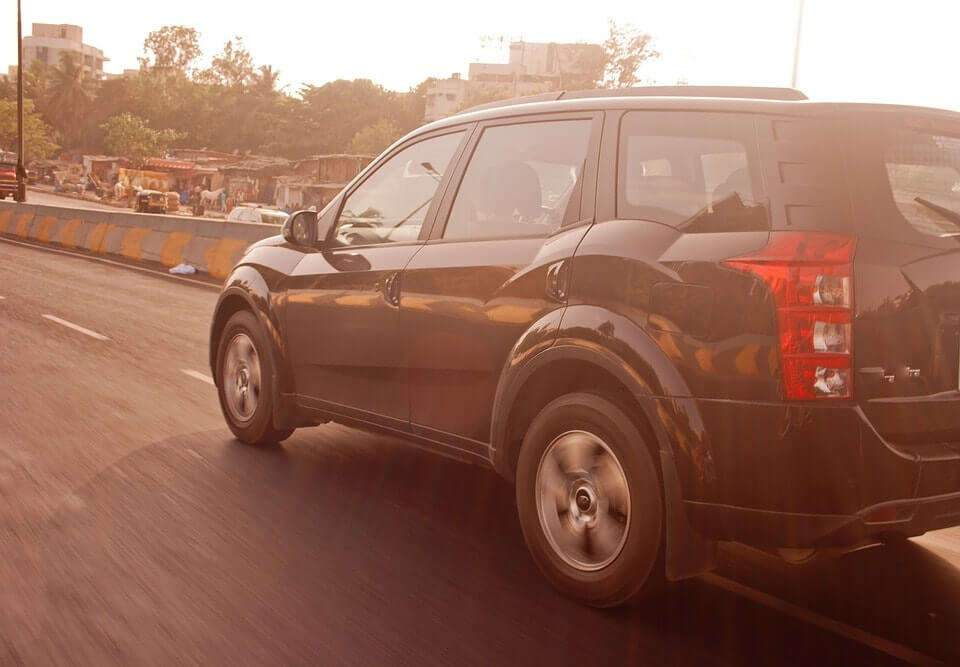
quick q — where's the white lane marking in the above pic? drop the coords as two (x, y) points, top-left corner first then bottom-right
(41, 314), (109, 341)
(700, 573), (941, 666)
(0, 295), (6, 299)
(181, 369), (215, 385)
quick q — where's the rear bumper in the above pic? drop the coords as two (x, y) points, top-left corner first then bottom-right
(684, 490), (960, 548)
(660, 397), (960, 548)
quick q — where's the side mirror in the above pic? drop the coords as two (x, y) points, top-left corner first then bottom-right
(282, 209), (318, 246)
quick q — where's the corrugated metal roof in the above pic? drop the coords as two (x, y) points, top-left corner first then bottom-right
(144, 158), (197, 170)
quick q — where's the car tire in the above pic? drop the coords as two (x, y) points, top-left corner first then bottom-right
(515, 392), (664, 607)
(215, 310), (294, 445)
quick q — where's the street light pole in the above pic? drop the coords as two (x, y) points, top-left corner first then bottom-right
(791, 0), (806, 89)
(15, 0), (26, 202)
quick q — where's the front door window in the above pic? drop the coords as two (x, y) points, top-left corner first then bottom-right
(334, 132), (464, 247)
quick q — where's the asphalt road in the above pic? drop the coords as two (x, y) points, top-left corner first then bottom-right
(1, 237), (958, 665)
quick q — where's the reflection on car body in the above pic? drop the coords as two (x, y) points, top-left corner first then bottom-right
(210, 86), (960, 608)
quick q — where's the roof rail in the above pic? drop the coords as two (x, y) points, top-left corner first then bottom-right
(459, 85), (808, 115)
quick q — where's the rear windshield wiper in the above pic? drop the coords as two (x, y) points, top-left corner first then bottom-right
(915, 196), (960, 230)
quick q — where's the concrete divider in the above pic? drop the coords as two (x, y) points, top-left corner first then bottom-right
(0, 200), (279, 279)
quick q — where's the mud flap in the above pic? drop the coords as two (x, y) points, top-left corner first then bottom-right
(660, 448), (718, 581)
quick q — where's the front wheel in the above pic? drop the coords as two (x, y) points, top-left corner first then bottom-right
(515, 392), (663, 607)
(215, 310), (294, 445)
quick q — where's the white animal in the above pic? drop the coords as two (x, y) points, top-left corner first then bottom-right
(200, 188), (224, 207)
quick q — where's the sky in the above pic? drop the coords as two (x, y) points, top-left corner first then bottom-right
(1, 0), (957, 111)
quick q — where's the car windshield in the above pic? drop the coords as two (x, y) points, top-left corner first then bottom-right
(884, 128), (960, 237)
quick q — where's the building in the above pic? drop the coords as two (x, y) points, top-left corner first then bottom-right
(103, 69), (140, 81)
(424, 74), (469, 123)
(424, 41), (604, 121)
(21, 24), (108, 78)
(274, 154), (373, 210)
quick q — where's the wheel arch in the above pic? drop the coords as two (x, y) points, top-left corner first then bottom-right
(490, 307), (717, 580)
(491, 343), (668, 481)
(210, 266), (300, 428)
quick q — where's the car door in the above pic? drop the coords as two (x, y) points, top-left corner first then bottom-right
(284, 127), (471, 428)
(400, 112), (602, 452)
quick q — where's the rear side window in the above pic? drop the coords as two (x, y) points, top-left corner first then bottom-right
(884, 128), (960, 237)
(618, 112), (768, 232)
(442, 119), (592, 240)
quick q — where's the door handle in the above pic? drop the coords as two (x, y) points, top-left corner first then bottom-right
(382, 271), (401, 307)
(545, 260), (570, 303)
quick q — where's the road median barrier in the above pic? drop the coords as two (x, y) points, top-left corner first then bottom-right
(0, 201), (278, 279)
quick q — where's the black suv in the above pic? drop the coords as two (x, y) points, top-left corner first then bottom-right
(210, 87), (960, 607)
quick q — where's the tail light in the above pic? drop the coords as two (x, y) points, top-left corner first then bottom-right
(724, 232), (857, 400)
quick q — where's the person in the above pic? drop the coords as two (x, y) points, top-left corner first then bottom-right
(190, 185), (204, 217)
(219, 190), (227, 212)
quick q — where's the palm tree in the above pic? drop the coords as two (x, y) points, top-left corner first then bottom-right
(254, 65), (280, 97)
(45, 51), (97, 149)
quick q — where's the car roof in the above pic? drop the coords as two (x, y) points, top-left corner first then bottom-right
(417, 87), (960, 134)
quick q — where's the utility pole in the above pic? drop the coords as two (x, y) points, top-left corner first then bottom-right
(15, 0), (26, 202)
(791, 0), (806, 89)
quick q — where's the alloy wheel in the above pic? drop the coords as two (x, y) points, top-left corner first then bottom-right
(535, 430), (631, 571)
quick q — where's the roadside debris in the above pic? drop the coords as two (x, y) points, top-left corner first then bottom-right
(169, 262), (197, 275)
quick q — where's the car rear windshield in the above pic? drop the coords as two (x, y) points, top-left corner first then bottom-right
(617, 111), (768, 232)
(883, 126), (960, 238)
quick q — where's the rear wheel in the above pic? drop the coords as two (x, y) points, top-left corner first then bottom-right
(215, 310), (294, 445)
(515, 392), (663, 607)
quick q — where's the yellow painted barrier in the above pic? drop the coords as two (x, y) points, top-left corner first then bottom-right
(0, 202), (272, 278)
(60, 218), (83, 248)
(159, 231), (193, 267)
(120, 227), (150, 261)
(205, 238), (250, 279)
(86, 222), (114, 253)
(14, 213), (33, 238)
(36, 215), (57, 243)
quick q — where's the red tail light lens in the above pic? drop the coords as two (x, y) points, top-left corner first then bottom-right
(724, 232), (857, 400)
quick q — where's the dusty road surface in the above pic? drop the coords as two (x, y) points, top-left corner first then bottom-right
(22, 190), (224, 220)
(0, 236), (957, 665)
(24, 189), (134, 212)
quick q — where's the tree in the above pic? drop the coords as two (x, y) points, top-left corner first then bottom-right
(0, 99), (58, 159)
(0, 74), (15, 101)
(23, 60), (52, 103)
(139, 26), (202, 76)
(254, 65), (281, 96)
(203, 38), (255, 89)
(601, 21), (660, 88)
(346, 119), (402, 155)
(100, 113), (182, 167)
(460, 84), (513, 111)
(45, 52), (98, 148)
(299, 79), (402, 155)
